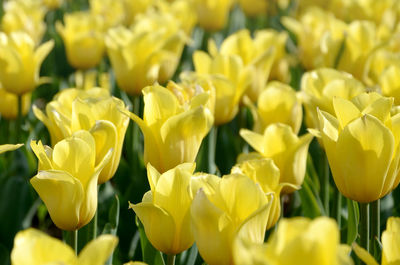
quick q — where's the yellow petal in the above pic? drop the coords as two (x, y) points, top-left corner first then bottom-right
(239, 129), (265, 154)
(0, 143), (23, 154)
(333, 97), (361, 130)
(193, 51), (212, 74)
(352, 243), (379, 265)
(382, 217), (400, 265)
(30, 140), (52, 170)
(78, 235), (118, 265)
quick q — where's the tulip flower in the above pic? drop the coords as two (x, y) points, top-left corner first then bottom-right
(30, 131), (112, 230)
(0, 32), (54, 95)
(240, 123), (313, 193)
(234, 217), (353, 265)
(0, 88), (31, 119)
(379, 64), (400, 104)
(130, 163), (196, 254)
(238, 0), (268, 17)
(190, 173), (273, 265)
(11, 228), (117, 265)
(105, 13), (187, 95)
(316, 92), (400, 202)
(247, 81), (303, 134)
(353, 217), (400, 265)
(1, 0), (46, 45)
(232, 158), (298, 229)
(301, 68), (366, 129)
(190, 50), (251, 125)
(56, 12), (105, 69)
(33, 88), (129, 184)
(42, 0), (63, 10)
(193, 0), (233, 32)
(90, 0), (125, 29)
(211, 29), (275, 102)
(123, 84), (213, 173)
(122, 0), (154, 26)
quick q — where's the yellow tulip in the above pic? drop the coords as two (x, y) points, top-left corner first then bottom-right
(11, 228), (117, 265)
(240, 124), (313, 193)
(301, 68), (366, 129)
(56, 12), (105, 70)
(2, 0), (46, 45)
(130, 163), (196, 254)
(353, 217), (400, 265)
(316, 92), (400, 202)
(105, 13), (187, 95)
(0, 88), (31, 119)
(0, 32), (54, 95)
(90, 0), (125, 29)
(122, 0), (154, 26)
(234, 216), (353, 265)
(247, 81), (302, 134)
(42, 0), (63, 10)
(190, 173), (273, 265)
(211, 29), (275, 102)
(123, 84), (213, 173)
(379, 64), (400, 105)
(191, 50), (251, 125)
(231, 158), (298, 229)
(30, 130), (112, 230)
(33, 87), (129, 184)
(193, 0), (233, 31)
(0, 143), (23, 154)
(238, 0), (268, 17)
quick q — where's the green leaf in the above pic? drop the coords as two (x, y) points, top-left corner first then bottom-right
(136, 216), (165, 265)
(347, 198), (359, 245)
(297, 174), (326, 218)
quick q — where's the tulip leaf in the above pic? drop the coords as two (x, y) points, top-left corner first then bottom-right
(136, 216), (164, 265)
(346, 198), (359, 245)
(298, 173), (326, 218)
(102, 195), (120, 265)
(178, 244), (198, 265)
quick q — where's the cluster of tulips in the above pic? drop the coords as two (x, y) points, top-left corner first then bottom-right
(1, 0), (400, 264)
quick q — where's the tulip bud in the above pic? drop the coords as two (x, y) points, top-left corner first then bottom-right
(0, 88), (31, 119)
(193, 0), (233, 32)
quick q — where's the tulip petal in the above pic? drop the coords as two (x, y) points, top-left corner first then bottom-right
(71, 98), (95, 131)
(352, 243), (379, 265)
(239, 129), (265, 154)
(333, 97), (360, 129)
(0, 143), (23, 154)
(30, 140), (52, 170)
(382, 217), (400, 265)
(31, 170), (84, 231)
(78, 235), (118, 265)
(193, 51), (212, 74)
(146, 163), (161, 193)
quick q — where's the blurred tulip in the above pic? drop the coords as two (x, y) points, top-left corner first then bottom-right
(0, 32), (53, 95)
(0, 88), (31, 119)
(30, 131), (112, 230)
(33, 88), (129, 183)
(42, 0), (63, 9)
(232, 158), (297, 229)
(301, 68), (366, 129)
(247, 81), (302, 134)
(190, 173), (273, 265)
(56, 12), (105, 69)
(2, 0), (46, 45)
(122, 0), (154, 25)
(240, 123), (313, 193)
(105, 13), (187, 95)
(90, 0), (125, 29)
(156, 0), (198, 35)
(238, 0), (268, 17)
(211, 29), (275, 101)
(130, 163), (196, 254)
(191, 50), (251, 125)
(193, 0), (233, 31)
(11, 228), (117, 265)
(123, 84), (213, 173)
(234, 217), (353, 265)
(316, 92), (400, 202)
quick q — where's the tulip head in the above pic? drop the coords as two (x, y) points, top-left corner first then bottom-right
(30, 131), (112, 230)
(0, 32), (53, 95)
(190, 173), (273, 265)
(11, 228), (118, 265)
(193, 0), (233, 32)
(238, 0), (268, 17)
(130, 163), (196, 254)
(124, 84), (213, 173)
(90, 0), (125, 29)
(57, 12), (105, 69)
(317, 92), (400, 202)
(0, 88), (31, 119)
(240, 124), (313, 193)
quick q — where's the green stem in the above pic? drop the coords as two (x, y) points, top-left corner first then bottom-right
(65, 230), (78, 255)
(16, 94), (22, 143)
(322, 154), (330, 215)
(166, 254), (176, 265)
(371, 199), (380, 259)
(208, 126), (218, 174)
(335, 188), (342, 228)
(360, 203), (370, 253)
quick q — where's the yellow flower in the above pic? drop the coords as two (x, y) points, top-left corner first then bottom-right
(232, 158), (297, 229)
(190, 173), (273, 265)
(123, 84), (213, 173)
(2, 0), (46, 45)
(0, 32), (54, 95)
(190, 50), (251, 125)
(33, 87), (129, 184)
(316, 92), (400, 202)
(11, 228), (117, 265)
(247, 81), (302, 134)
(90, 0), (125, 29)
(42, 0), (63, 10)
(129, 163), (196, 254)
(193, 0), (233, 32)
(238, 0), (268, 17)
(56, 12), (105, 69)
(105, 13), (187, 95)
(30, 131), (112, 230)
(301, 68), (366, 129)
(353, 217), (400, 265)
(234, 216), (353, 265)
(0, 88), (31, 119)
(210, 29), (275, 102)
(240, 123), (313, 193)
(122, 0), (154, 26)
